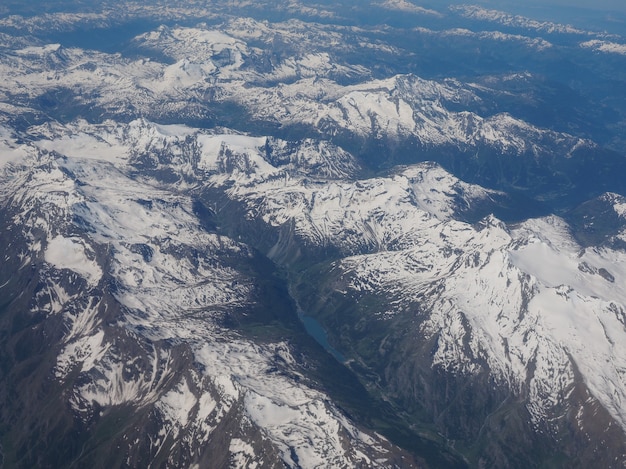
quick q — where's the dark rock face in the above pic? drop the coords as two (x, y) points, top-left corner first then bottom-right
(284, 257), (626, 469)
(0, 160), (424, 468)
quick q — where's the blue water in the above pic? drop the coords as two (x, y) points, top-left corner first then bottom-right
(299, 314), (346, 363)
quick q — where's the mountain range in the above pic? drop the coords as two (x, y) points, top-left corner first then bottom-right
(1, 1), (626, 467)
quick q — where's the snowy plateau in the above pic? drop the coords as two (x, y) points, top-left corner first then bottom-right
(0, 1), (626, 468)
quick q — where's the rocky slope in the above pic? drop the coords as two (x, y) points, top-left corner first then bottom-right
(0, 126), (424, 468)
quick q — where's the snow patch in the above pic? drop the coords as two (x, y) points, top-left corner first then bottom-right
(45, 236), (102, 286)
(14, 43), (62, 55)
(35, 129), (128, 163)
(157, 378), (197, 428)
(229, 438), (258, 468)
(581, 39), (626, 56)
(378, 0), (441, 16)
(0, 127), (30, 169)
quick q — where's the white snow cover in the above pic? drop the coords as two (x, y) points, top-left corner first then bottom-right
(378, 0), (441, 16)
(415, 27), (553, 51)
(509, 218), (626, 426)
(8, 118), (626, 438)
(219, 159), (497, 254)
(170, 119), (626, 432)
(450, 5), (589, 35)
(0, 126), (31, 169)
(609, 194), (626, 219)
(157, 378), (196, 429)
(197, 134), (270, 173)
(194, 340), (390, 468)
(581, 39), (626, 55)
(229, 438), (258, 469)
(0, 5), (623, 465)
(0, 20), (592, 160)
(14, 43), (63, 56)
(44, 236), (102, 286)
(178, 118), (626, 433)
(332, 212), (626, 431)
(35, 125), (129, 163)
(1, 119), (404, 467)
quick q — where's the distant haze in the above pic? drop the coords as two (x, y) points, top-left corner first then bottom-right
(536, 0), (626, 10)
(443, 0), (626, 12)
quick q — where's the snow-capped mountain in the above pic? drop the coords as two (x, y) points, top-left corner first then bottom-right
(293, 211), (626, 466)
(449, 5), (592, 35)
(0, 125), (420, 468)
(2, 14), (623, 208)
(1, 0), (626, 468)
